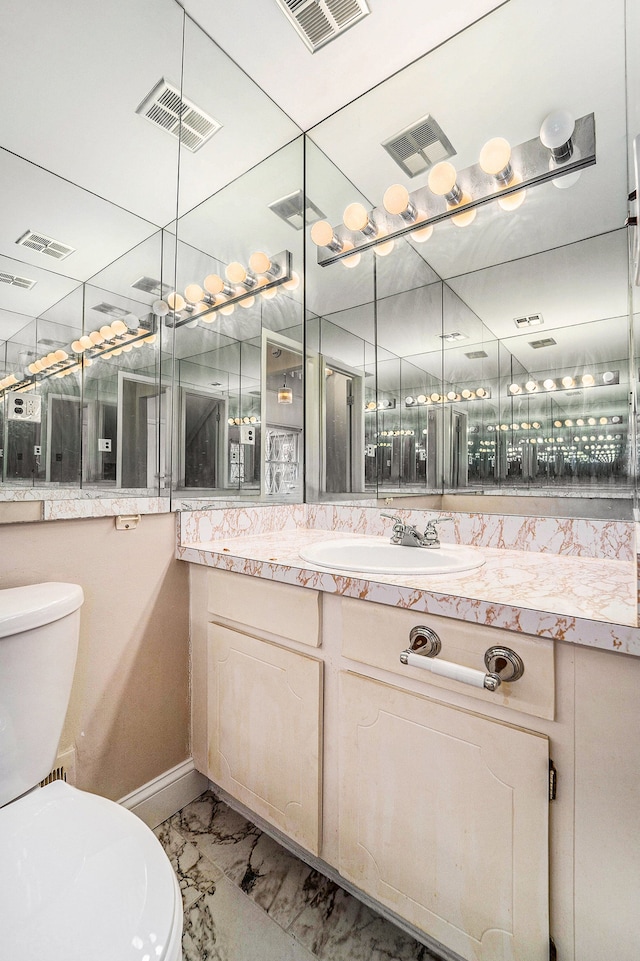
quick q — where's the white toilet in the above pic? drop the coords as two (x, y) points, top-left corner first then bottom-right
(0, 582), (183, 960)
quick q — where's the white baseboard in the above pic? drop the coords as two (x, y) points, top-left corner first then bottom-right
(119, 758), (208, 829)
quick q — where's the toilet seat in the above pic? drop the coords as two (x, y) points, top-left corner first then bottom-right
(0, 780), (182, 961)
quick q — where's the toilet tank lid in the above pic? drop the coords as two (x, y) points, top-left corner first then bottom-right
(0, 583), (84, 638)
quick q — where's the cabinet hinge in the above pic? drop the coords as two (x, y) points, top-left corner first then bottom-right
(549, 759), (557, 801)
(549, 935), (557, 960)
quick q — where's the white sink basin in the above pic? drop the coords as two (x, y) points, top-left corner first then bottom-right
(299, 538), (484, 575)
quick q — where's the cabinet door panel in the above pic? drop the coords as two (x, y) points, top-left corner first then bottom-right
(208, 624), (322, 854)
(339, 671), (549, 961)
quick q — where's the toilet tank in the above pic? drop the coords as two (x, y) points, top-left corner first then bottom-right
(0, 583), (84, 808)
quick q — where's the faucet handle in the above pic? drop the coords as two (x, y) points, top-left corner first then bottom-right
(381, 512), (404, 527)
(425, 515), (453, 526)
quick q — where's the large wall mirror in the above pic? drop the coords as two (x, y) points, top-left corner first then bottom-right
(304, 0), (638, 510)
(0, 0), (302, 510)
(1, 0), (638, 516)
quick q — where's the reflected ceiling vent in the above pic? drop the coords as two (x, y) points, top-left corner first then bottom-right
(0, 270), (36, 290)
(136, 79), (222, 153)
(514, 313), (544, 328)
(15, 230), (75, 260)
(268, 189), (326, 230)
(274, 0), (370, 53)
(465, 349), (488, 359)
(131, 276), (172, 298)
(529, 337), (557, 348)
(92, 302), (126, 318)
(439, 331), (467, 342)
(383, 115), (456, 178)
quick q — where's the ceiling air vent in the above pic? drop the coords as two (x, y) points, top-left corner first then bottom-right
(274, 0), (370, 53)
(383, 115), (456, 178)
(439, 331), (467, 342)
(131, 276), (172, 298)
(15, 230), (75, 260)
(136, 79), (222, 153)
(268, 189), (326, 230)
(0, 270), (37, 290)
(92, 302), (126, 318)
(465, 350), (488, 360)
(514, 313), (544, 328)
(529, 337), (557, 349)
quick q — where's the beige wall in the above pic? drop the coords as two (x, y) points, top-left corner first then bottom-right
(0, 513), (190, 801)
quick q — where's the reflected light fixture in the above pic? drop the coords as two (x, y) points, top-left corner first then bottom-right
(278, 376), (293, 404)
(383, 184), (418, 223)
(479, 137), (526, 210)
(310, 220), (343, 252)
(343, 202), (378, 237)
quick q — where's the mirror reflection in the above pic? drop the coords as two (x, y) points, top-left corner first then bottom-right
(0, 0), (637, 512)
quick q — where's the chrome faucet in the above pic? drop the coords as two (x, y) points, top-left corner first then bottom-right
(381, 513), (453, 549)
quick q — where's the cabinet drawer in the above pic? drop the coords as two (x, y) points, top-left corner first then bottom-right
(340, 596), (554, 720)
(207, 568), (320, 647)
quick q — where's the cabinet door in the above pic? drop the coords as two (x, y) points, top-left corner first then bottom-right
(339, 672), (549, 961)
(208, 624), (323, 854)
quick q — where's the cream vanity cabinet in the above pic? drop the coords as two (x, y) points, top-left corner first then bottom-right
(190, 566), (640, 961)
(192, 568), (323, 855)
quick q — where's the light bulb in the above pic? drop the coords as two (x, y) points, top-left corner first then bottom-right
(479, 137), (512, 179)
(100, 325), (114, 340)
(185, 283), (204, 304)
(561, 376), (575, 388)
(152, 299), (169, 317)
(261, 286), (278, 300)
(239, 295), (255, 308)
(28, 362), (38, 374)
(249, 251), (271, 274)
(167, 291), (185, 311)
(540, 110), (575, 152)
(220, 302), (235, 315)
(373, 232), (394, 256)
(417, 395), (427, 404)
(508, 383), (521, 394)
(497, 178), (527, 211)
(410, 223), (433, 243)
(89, 330), (104, 345)
(204, 274), (225, 295)
(428, 161), (459, 197)
(450, 194), (476, 227)
(144, 334), (157, 344)
(343, 202), (374, 233)
(111, 347), (122, 356)
(79, 335), (92, 350)
(121, 342), (134, 350)
(311, 220), (342, 250)
(71, 341), (83, 354)
(54, 349), (68, 362)
(543, 379), (556, 390)
(383, 184), (416, 222)
(525, 381), (538, 392)
(283, 271), (300, 290)
(226, 262), (247, 284)
(341, 241), (361, 269)
(581, 374), (595, 386)
(111, 319), (128, 336)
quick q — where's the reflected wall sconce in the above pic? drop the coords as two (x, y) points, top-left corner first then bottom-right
(312, 112), (595, 266)
(158, 251), (296, 327)
(278, 375), (293, 404)
(0, 315), (156, 393)
(506, 370), (619, 396)
(404, 387), (491, 407)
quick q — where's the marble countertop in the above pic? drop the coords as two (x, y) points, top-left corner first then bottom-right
(177, 527), (640, 656)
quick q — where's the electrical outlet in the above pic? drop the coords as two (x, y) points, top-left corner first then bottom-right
(240, 425), (255, 445)
(33, 445), (42, 456)
(8, 393), (42, 423)
(98, 438), (112, 452)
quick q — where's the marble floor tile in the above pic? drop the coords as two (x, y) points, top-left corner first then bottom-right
(288, 882), (439, 961)
(182, 872), (318, 961)
(158, 791), (444, 961)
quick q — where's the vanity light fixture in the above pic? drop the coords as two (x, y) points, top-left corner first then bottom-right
(403, 387), (490, 407)
(428, 161), (476, 227)
(479, 138), (526, 210)
(508, 370), (619, 396)
(313, 113), (595, 267)
(540, 109), (581, 189)
(156, 251), (294, 327)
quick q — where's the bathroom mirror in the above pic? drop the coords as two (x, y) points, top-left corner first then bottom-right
(304, 0), (636, 507)
(0, 0), (302, 512)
